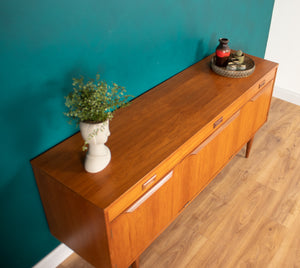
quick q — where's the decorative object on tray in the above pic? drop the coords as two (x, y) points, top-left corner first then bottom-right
(226, 50), (246, 71)
(215, 38), (231, 67)
(64, 74), (132, 173)
(233, 50), (245, 64)
(211, 50), (255, 78)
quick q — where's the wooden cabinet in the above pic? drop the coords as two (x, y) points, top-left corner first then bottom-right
(31, 54), (278, 268)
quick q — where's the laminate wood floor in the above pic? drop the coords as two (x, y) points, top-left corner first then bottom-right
(58, 98), (300, 268)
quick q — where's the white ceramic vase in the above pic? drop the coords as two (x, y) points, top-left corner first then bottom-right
(79, 120), (111, 173)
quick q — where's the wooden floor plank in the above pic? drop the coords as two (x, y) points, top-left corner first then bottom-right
(59, 98), (300, 268)
(267, 210), (300, 268)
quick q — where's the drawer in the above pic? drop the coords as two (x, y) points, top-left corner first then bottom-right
(245, 68), (276, 106)
(109, 169), (185, 268)
(254, 69), (276, 92)
(106, 158), (178, 222)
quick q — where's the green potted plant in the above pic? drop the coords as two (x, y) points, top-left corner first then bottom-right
(64, 74), (131, 173)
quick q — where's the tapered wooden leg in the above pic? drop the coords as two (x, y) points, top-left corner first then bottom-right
(246, 136), (254, 158)
(131, 258), (140, 268)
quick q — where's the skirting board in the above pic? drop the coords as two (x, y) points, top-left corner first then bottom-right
(33, 244), (73, 268)
(273, 86), (300, 106)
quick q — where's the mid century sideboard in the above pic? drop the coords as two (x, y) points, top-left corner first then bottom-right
(31, 53), (278, 268)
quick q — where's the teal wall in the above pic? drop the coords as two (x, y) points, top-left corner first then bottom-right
(0, 0), (274, 266)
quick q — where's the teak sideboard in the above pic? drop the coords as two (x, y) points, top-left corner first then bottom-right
(31, 54), (278, 268)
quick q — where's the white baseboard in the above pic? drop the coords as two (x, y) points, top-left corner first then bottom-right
(33, 244), (73, 268)
(273, 86), (300, 106)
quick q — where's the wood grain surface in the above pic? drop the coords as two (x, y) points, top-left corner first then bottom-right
(31, 54), (277, 212)
(58, 98), (300, 268)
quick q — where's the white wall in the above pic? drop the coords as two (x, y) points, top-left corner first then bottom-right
(265, 0), (300, 105)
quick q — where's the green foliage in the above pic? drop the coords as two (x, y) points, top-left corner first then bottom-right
(64, 74), (131, 125)
(82, 128), (100, 151)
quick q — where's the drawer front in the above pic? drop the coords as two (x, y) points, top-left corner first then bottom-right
(254, 69), (276, 94)
(109, 170), (185, 268)
(107, 157), (180, 222)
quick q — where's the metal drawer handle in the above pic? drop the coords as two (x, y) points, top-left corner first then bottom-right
(259, 80), (266, 89)
(250, 81), (270, 102)
(213, 116), (223, 128)
(142, 174), (157, 190)
(126, 171), (173, 213)
(191, 110), (240, 155)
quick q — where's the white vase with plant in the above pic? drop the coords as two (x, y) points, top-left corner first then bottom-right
(64, 74), (131, 173)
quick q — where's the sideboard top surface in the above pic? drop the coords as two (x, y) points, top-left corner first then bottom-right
(31, 54), (278, 209)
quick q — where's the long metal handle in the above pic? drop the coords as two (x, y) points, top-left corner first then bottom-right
(191, 110), (240, 155)
(125, 171), (173, 213)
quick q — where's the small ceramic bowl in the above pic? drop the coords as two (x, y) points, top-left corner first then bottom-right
(226, 64), (237, 71)
(234, 51), (245, 64)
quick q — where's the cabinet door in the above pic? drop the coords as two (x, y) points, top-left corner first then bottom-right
(236, 80), (274, 145)
(177, 110), (243, 203)
(109, 170), (185, 268)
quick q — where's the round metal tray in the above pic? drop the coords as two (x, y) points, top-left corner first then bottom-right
(211, 55), (255, 78)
